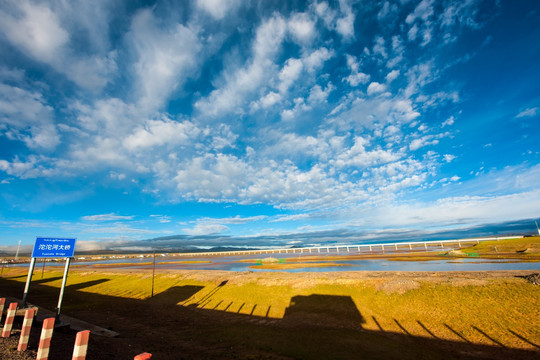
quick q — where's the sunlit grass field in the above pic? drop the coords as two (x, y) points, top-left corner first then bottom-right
(2, 264), (538, 352)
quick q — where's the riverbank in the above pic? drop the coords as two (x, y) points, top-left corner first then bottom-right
(1, 267), (539, 359)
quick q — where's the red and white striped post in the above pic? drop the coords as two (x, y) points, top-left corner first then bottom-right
(36, 317), (55, 360)
(1, 302), (18, 337)
(134, 352), (152, 360)
(17, 308), (35, 351)
(72, 330), (90, 360)
(0, 298), (5, 323)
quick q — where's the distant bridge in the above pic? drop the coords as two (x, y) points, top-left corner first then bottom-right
(177, 235), (524, 257)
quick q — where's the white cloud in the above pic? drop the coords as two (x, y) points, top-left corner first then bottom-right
(408, 23), (419, 41)
(182, 214), (266, 237)
(73, 98), (139, 135)
(377, 1), (398, 20)
(269, 213), (310, 222)
(361, 189), (540, 229)
(278, 58), (304, 93)
(123, 119), (200, 151)
(373, 36), (387, 59)
(344, 54), (370, 86)
(367, 82), (387, 96)
(183, 223), (229, 235)
(335, 0), (356, 39)
(385, 69), (400, 82)
(405, 0), (434, 24)
(332, 136), (401, 169)
(409, 135), (439, 151)
(346, 72), (370, 87)
(196, 0), (241, 20)
(332, 96), (420, 132)
(516, 107), (538, 118)
(308, 83), (334, 104)
(0, 1), (117, 92)
(315, 0), (355, 40)
(443, 154), (456, 162)
(150, 215), (171, 223)
(303, 47), (334, 72)
(0, 1), (68, 63)
(195, 15), (286, 117)
(314, 2), (336, 29)
(130, 9), (202, 112)
(75, 239), (131, 252)
(288, 12), (316, 44)
(442, 116), (455, 127)
(280, 97), (311, 120)
(252, 92), (282, 110)
(0, 83), (59, 150)
(172, 151), (375, 210)
(421, 24), (433, 46)
(207, 215), (267, 225)
(110, 172), (126, 181)
(81, 213), (135, 221)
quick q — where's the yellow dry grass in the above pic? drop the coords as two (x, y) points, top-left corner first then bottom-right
(2, 266), (538, 352)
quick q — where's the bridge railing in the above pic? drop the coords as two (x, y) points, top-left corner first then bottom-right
(175, 235), (523, 257)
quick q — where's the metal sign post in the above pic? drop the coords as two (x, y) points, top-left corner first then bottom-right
(22, 237), (77, 319)
(21, 257), (37, 307)
(56, 257), (72, 321)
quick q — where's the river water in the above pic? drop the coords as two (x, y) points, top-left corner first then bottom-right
(57, 252), (540, 272)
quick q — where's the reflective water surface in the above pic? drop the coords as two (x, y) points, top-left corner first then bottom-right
(64, 252), (540, 272)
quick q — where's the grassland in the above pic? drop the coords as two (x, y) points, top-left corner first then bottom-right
(0, 237), (538, 359)
(1, 264), (539, 359)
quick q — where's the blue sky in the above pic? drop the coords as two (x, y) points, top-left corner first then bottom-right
(0, 0), (539, 253)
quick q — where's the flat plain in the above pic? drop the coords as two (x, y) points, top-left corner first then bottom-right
(0, 237), (539, 359)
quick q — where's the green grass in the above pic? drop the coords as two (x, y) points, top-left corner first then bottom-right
(460, 236), (540, 256)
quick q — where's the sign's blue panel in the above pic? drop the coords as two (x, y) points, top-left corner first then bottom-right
(32, 237), (77, 258)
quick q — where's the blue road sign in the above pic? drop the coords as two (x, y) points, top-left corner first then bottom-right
(32, 237), (77, 258)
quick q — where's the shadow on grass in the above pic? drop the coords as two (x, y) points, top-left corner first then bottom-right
(19, 276), (65, 285)
(508, 329), (540, 349)
(66, 279), (111, 291)
(284, 294), (365, 328)
(149, 285), (204, 305)
(0, 276), (539, 360)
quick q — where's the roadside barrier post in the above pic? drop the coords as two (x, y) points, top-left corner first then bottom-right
(72, 330), (90, 360)
(17, 308), (35, 351)
(0, 298), (5, 323)
(134, 353), (152, 360)
(37, 317), (55, 360)
(1, 302), (18, 337)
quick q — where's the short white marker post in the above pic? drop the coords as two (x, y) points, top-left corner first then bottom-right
(0, 298), (5, 323)
(1, 302), (17, 337)
(17, 308), (35, 351)
(37, 317), (55, 360)
(72, 330), (90, 360)
(134, 353), (152, 360)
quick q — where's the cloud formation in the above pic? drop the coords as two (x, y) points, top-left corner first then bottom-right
(0, 1), (539, 247)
